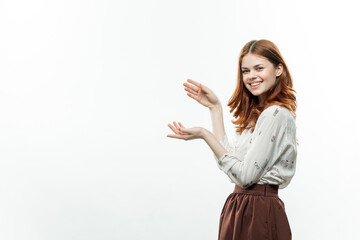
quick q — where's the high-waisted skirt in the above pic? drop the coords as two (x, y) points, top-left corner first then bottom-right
(218, 184), (291, 240)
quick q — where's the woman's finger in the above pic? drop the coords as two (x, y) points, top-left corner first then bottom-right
(187, 79), (210, 94)
(184, 86), (198, 96)
(183, 82), (199, 93)
(173, 122), (185, 134)
(168, 123), (180, 134)
(167, 124), (176, 134)
(173, 121), (180, 129)
(186, 78), (201, 87)
(186, 92), (199, 102)
(167, 134), (185, 139)
(178, 122), (185, 128)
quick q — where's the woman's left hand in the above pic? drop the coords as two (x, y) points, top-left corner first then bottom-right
(167, 121), (204, 140)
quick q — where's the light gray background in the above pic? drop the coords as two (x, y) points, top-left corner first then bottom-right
(1, 0), (359, 239)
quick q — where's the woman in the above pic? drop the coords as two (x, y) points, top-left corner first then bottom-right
(167, 39), (298, 240)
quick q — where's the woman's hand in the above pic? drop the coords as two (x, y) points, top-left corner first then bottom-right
(183, 79), (220, 109)
(167, 121), (204, 141)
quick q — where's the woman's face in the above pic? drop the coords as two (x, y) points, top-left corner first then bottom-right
(241, 53), (283, 103)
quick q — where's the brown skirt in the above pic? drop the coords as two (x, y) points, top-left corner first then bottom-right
(218, 184), (291, 240)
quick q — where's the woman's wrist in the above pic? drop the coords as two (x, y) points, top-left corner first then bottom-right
(209, 102), (222, 111)
(201, 128), (211, 141)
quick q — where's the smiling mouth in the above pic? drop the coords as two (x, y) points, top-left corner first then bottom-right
(249, 81), (263, 87)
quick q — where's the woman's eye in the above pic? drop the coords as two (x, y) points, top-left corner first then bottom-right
(242, 68), (262, 73)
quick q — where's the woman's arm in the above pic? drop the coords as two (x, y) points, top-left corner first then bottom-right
(202, 128), (228, 161)
(209, 103), (226, 143)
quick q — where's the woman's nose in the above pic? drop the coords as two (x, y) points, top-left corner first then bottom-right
(248, 71), (257, 79)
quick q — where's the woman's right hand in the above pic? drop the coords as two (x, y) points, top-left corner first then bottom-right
(183, 79), (220, 109)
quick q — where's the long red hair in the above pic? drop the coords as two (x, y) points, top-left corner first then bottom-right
(228, 39), (297, 142)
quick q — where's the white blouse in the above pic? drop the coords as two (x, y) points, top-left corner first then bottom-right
(213, 105), (297, 189)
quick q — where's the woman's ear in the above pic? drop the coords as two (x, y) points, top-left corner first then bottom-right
(276, 63), (283, 77)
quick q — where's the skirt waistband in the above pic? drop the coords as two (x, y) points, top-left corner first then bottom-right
(233, 183), (279, 197)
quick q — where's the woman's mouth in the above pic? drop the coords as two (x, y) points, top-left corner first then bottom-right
(249, 81), (263, 89)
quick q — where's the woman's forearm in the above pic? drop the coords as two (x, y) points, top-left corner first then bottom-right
(202, 128), (228, 160)
(209, 103), (226, 142)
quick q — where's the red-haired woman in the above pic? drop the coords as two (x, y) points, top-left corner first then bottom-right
(167, 39), (297, 240)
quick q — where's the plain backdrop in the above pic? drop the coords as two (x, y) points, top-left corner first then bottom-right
(1, 0), (359, 239)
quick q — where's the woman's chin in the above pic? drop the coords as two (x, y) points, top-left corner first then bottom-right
(249, 91), (261, 96)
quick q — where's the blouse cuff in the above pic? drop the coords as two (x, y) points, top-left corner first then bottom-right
(217, 152), (240, 173)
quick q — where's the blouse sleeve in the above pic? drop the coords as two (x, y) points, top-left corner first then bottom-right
(214, 106), (294, 188)
(213, 133), (234, 179)
(218, 134), (232, 152)
(276, 120), (297, 189)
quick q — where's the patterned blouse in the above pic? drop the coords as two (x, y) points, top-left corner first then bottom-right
(213, 105), (297, 189)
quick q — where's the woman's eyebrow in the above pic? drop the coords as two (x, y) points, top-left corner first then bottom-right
(241, 64), (263, 69)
